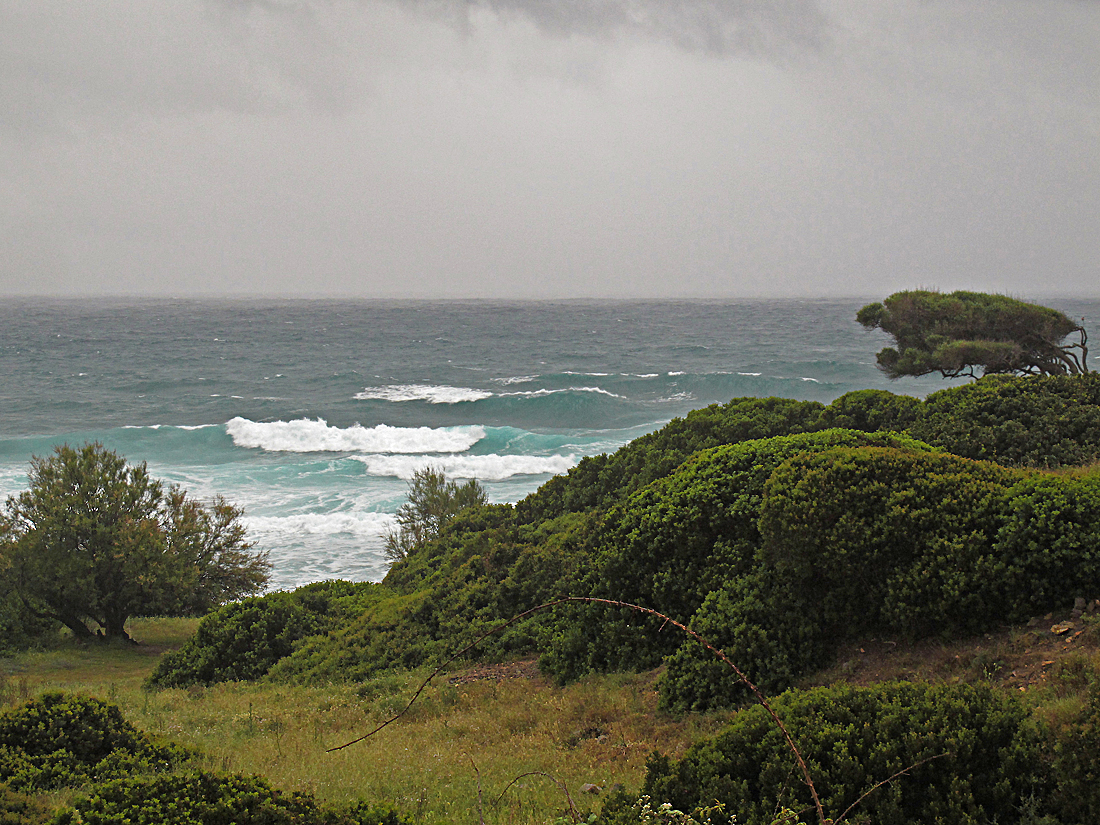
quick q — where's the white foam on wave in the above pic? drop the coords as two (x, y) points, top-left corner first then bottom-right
(352, 453), (578, 480)
(491, 375), (539, 385)
(500, 386), (624, 399)
(121, 424), (219, 431)
(226, 417), (485, 453)
(245, 511), (396, 539)
(354, 384), (493, 403)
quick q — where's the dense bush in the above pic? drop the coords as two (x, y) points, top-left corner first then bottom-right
(515, 396), (827, 522)
(645, 681), (1046, 825)
(147, 581), (381, 688)
(663, 452), (1100, 712)
(818, 388), (923, 433)
(539, 431), (933, 684)
(911, 373), (1100, 467)
(272, 510), (599, 684)
(1050, 673), (1100, 824)
(49, 770), (408, 825)
(0, 693), (191, 791)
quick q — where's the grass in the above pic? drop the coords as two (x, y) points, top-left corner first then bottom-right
(4, 611), (1099, 824)
(0, 619), (730, 825)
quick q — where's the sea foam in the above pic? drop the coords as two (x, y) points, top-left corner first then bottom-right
(352, 453), (578, 480)
(354, 384), (493, 403)
(244, 511), (396, 539)
(226, 417), (485, 453)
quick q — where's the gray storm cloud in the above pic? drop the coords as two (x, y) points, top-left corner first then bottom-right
(1, 0), (1098, 298)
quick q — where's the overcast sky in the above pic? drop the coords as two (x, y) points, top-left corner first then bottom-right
(2, 1), (1098, 299)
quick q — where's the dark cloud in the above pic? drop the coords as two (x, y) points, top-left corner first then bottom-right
(1, 1), (1098, 299)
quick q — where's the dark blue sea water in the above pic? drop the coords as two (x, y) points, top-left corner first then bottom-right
(1, 297), (1095, 590)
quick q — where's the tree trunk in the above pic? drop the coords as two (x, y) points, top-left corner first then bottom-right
(102, 611), (132, 641)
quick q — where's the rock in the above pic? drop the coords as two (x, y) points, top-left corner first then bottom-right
(1052, 621), (1075, 635)
(1027, 617), (1041, 628)
(580, 784), (601, 795)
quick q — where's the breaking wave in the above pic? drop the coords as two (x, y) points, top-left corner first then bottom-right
(226, 417), (485, 453)
(353, 384), (493, 403)
(352, 453), (578, 480)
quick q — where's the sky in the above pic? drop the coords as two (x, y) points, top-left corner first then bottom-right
(2, 0), (1099, 300)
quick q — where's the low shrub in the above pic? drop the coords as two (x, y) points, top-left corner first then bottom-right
(663, 450), (1100, 712)
(146, 581), (381, 688)
(48, 770), (408, 825)
(515, 396), (828, 522)
(0, 693), (192, 791)
(645, 681), (1046, 825)
(911, 373), (1100, 468)
(539, 431), (932, 684)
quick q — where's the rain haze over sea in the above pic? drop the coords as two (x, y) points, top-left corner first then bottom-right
(2, 297), (1096, 591)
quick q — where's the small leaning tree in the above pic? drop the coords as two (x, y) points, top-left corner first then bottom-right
(382, 467), (487, 563)
(857, 290), (1088, 379)
(0, 442), (270, 641)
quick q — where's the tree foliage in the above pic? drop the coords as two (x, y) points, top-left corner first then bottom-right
(857, 290), (1088, 379)
(0, 443), (269, 641)
(382, 467), (487, 562)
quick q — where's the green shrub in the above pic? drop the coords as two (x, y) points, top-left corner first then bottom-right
(539, 431), (933, 684)
(0, 693), (191, 791)
(819, 389), (923, 433)
(664, 450), (1100, 712)
(645, 681), (1046, 825)
(911, 373), (1100, 468)
(0, 783), (54, 824)
(272, 510), (600, 684)
(146, 582), (381, 688)
(1048, 671), (1100, 824)
(515, 396), (827, 522)
(49, 770), (408, 825)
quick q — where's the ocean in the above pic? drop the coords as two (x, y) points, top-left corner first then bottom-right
(1, 297), (1095, 591)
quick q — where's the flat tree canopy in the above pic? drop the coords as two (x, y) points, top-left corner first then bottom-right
(0, 443), (270, 641)
(857, 290), (1089, 379)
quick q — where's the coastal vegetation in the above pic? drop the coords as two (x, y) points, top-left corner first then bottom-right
(0, 443), (270, 644)
(857, 290), (1089, 379)
(129, 369), (1100, 822)
(4, 296), (1100, 822)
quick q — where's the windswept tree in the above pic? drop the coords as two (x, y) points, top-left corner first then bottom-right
(0, 443), (269, 641)
(382, 467), (487, 562)
(857, 290), (1088, 379)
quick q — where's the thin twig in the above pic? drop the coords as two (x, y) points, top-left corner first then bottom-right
(467, 755), (485, 825)
(832, 752), (950, 825)
(495, 771), (579, 824)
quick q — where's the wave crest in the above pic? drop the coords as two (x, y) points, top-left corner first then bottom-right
(352, 453), (577, 480)
(354, 384), (493, 403)
(226, 417), (485, 453)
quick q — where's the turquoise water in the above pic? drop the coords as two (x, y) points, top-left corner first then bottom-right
(1, 297), (1094, 589)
